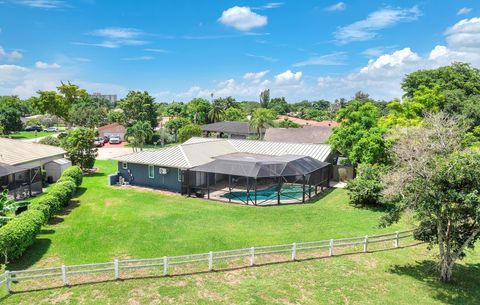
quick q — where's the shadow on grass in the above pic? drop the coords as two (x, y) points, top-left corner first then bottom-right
(390, 260), (480, 305)
(73, 187), (87, 198)
(6, 239), (51, 271)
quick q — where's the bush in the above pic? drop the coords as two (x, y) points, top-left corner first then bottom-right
(35, 194), (61, 216)
(61, 166), (83, 187)
(39, 136), (61, 147)
(57, 175), (76, 186)
(178, 124), (202, 142)
(29, 203), (51, 220)
(346, 164), (385, 206)
(48, 180), (76, 207)
(0, 209), (45, 261)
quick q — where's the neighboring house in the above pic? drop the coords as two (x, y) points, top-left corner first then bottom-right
(264, 125), (334, 144)
(111, 137), (333, 204)
(0, 138), (71, 199)
(277, 116), (340, 127)
(98, 123), (126, 140)
(201, 121), (261, 139)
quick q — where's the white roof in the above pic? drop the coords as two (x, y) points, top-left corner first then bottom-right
(113, 137), (332, 169)
(0, 138), (66, 165)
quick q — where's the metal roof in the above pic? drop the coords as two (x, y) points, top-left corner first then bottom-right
(114, 137), (332, 169)
(0, 138), (66, 165)
(0, 162), (31, 177)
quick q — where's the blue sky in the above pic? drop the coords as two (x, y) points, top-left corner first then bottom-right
(1, 0), (479, 102)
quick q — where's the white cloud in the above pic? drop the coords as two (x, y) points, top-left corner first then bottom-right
(362, 46), (397, 57)
(245, 53), (277, 62)
(325, 2), (346, 12)
(457, 7), (472, 16)
(0, 47), (23, 61)
(274, 70), (302, 85)
(257, 2), (283, 9)
(335, 6), (421, 44)
(35, 61), (61, 69)
(90, 27), (144, 39)
(13, 0), (67, 9)
(122, 56), (154, 61)
(75, 27), (149, 48)
(293, 52), (347, 67)
(445, 17), (480, 50)
(218, 6), (267, 31)
(144, 48), (168, 53)
(243, 70), (269, 83)
(359, 48), (420, 74)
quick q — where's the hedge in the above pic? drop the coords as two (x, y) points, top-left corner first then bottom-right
(61, 166), (83, 187)
(0, 209), (45, 261)
(0, 165), (83, 262)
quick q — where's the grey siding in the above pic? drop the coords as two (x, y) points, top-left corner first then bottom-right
(117, 162), (182, 193)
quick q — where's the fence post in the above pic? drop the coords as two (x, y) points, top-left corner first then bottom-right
(291, 243), (297, 261)
(364, 235), (369, 253)
(208, 251), (213, 271)
(329, 239), (334, 256)
(61, 265), (68, 286)
(250, 247), (255, 266)
(114, 259), (119, 280)
(163, 256), (168, 276)
(5, 271), (10, 294)
(395, 231), (400, 248)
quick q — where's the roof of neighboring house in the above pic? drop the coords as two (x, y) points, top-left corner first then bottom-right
(97, 123), (126, 133)
(113, 137), (331, 169)
(0, 138), (66, 166)
(277, 116), (340, 127)
(264, 126), (334, 144)
(201, 121), (259, 135)
(0, 162), (30, 177)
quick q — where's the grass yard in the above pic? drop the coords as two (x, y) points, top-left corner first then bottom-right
(1, 131), (56, 139)
(1, 160), (478, 304)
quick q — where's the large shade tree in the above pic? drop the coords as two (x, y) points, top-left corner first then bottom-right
(61, 128), (97, 170)
(119, 91), (157, 128)
(381, 113), (480, 282)
(125, 121), (154, 152)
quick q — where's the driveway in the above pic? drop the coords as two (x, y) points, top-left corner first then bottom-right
(96, 147), (135, 160)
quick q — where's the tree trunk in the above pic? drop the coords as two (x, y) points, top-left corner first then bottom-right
(439, 254), (453, 282)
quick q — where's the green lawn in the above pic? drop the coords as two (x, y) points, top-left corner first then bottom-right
(1, 160), (478, 304)
(2, 131), (56, 139)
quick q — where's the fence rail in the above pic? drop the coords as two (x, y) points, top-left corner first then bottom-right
(2, 229), (415, 294)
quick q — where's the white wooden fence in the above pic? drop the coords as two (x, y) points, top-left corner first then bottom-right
(2, 229), (415, 293)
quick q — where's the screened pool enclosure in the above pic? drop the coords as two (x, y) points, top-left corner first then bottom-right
(186, 153), (331, 205)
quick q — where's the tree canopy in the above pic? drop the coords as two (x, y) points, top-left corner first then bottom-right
(119, 91), (157, 128)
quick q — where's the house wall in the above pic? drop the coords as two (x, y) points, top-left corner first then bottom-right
(117, 162), (182, 193)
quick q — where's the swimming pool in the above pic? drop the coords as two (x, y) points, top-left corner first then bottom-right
(222, 184), (308, 202)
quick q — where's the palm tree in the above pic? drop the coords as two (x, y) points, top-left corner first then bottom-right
(208, 102), (225, 123)
(250, 108), (276, 139)
(125, 121), (153, 152)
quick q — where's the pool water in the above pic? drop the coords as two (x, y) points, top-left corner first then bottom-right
(223, 184), (308, 202)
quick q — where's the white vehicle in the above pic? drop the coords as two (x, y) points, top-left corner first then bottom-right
(109, 135), (122, 144)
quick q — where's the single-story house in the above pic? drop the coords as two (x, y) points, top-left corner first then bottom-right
(264, 125), (334, 144)
(111, 137), (334, 205)
(201, 121), (261, 139)
(0, 138), (71, 199)
(97, 123), (126, 141)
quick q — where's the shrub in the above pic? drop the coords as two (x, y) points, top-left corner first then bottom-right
(61, 166), (83, 187)
(57, 175), (76, 185)
(178, 124), (202, 142)
(0, 209), (45, 260)
(29, 203), (51, 221)
(346, 164), (385, 206)
(48, 180), (76, 207)
(35, 194), (61, 216)
(38, 136), (61, 147)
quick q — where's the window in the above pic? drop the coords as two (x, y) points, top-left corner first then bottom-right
(178, 169), (183, 182)
(148, 165), (155, 179)
(122, 162), (128, 170)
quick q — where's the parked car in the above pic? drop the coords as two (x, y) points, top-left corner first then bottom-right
(94, 137), (104, 147)
(25, 125), (42, 132)
(103, 136), (110, 143)
(109, 135), (122, 144)
(44, 127), (59, 132)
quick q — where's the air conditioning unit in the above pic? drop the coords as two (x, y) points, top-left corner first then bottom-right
(158, 168), (169, 175)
